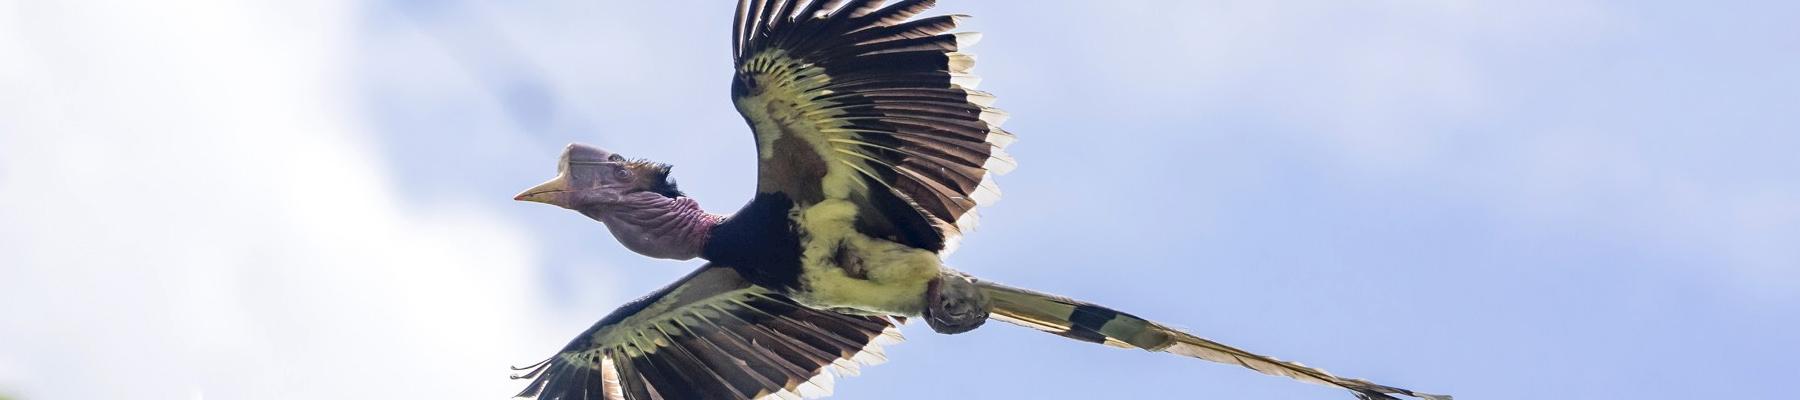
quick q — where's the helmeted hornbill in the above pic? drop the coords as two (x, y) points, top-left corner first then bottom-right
(511, 1), (1449, 399)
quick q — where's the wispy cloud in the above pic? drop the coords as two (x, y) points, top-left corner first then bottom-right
(0, 0), (559, 398)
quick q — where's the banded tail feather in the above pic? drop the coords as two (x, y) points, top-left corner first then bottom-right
(976, 280), (1451, 400)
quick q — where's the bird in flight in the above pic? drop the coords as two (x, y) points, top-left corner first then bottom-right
(511, 1), (1449, 399)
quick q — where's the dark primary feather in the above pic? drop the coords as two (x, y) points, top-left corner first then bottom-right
(733, 0), (1014, 253)
(514, 265), (902, 400)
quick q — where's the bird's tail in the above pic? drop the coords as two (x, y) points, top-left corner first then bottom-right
(974, 279), (1451, 400)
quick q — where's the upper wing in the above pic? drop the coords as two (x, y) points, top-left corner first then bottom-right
(732, 0), (1015, 252)
(514, 265), (903, 400)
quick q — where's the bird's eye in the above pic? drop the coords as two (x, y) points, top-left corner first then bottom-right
(614, 168), (632, 179)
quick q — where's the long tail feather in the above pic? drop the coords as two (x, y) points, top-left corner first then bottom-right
(975, 280), (1450, 400)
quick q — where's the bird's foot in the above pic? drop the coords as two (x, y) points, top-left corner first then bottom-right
(924, 272), (990, 334)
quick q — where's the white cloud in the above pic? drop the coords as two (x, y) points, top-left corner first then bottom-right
(0, 0), (563, 398)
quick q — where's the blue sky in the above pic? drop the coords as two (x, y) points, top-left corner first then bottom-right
(2, 1), (1796, 399)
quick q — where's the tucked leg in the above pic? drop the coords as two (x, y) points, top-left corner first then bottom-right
(924, 271), (991, 334)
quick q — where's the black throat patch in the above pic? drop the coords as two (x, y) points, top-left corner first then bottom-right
(702, 193), (805, 290)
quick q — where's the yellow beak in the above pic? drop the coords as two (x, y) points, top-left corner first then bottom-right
(514, 173), (572, 204)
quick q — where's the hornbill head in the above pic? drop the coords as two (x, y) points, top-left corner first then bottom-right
(517, 143), (708, 261)
(515, 143), (682, 210)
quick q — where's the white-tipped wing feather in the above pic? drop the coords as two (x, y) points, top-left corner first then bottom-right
(514, 266), (904, 400)
(732, 0), (1014, 254)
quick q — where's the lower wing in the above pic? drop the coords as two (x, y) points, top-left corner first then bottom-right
(515, 265), (903, 400)
(976, 279), (1451, 400)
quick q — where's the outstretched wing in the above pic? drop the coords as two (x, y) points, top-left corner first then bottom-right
(732, 0), (1014, 252)
(515, 265), (903, 400)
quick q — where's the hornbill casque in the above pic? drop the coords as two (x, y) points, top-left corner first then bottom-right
(511, 1), (1449, 399)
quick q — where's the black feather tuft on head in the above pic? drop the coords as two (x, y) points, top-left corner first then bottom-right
(627, 159), (684, 198)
